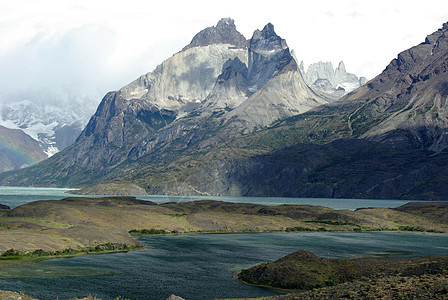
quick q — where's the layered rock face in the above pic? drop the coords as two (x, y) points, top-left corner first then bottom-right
(300, 61), (368, 101)
(222, 23), (325, 129)
(0, 19), (324, 186)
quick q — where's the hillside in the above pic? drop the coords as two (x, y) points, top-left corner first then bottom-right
(237, 250), (448, 299)
(0, 125), (47, 173)
(1, 197), (447, 253)
(239, 250), (448, 290)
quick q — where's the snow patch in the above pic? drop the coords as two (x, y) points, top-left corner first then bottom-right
(44, 145), (59, 157)
(0, 118), (20, 130)
(336, 82), (360, 93)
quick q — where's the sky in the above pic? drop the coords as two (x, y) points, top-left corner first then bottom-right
(0, 0), (447, 105)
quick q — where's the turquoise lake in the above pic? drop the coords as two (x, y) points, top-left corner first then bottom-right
(0, 232), (447, 299)
(0, 186), (436, 210)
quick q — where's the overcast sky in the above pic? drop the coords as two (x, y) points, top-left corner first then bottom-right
(1, 0), (447, 103)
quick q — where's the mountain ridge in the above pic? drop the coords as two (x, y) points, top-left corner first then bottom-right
(1, 20), (447, 201)
(0, 19), (324, 187)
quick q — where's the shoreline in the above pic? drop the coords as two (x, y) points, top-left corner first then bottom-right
(1, 197), (447, 280)
(2, 229), (446, 279)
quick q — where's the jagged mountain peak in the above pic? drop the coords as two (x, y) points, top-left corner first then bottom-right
(216, 17), (236, 30)
(0, 18), (325, 187)
(182, 18), (247, 51)
(336, 61), (346, 73)
(301, 60), (367, 101)
(250, 23), (288, 52)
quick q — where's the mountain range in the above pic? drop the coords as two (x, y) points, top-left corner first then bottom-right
(1, 19), (447, 200)
(0, 90), (100, 172)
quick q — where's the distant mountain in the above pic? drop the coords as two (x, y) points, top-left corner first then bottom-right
(0, 125), (47, 173)
(0, 92), (99, 156)
(300, 61), (368, 101)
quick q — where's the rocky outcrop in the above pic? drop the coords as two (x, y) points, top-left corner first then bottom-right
(239, 249), (448, 291)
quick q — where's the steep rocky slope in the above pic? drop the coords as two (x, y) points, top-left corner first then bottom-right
(343, 22), (448, 151)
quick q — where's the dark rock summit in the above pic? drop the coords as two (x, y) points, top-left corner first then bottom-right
(247, 23), (296, 88)
(249, 23), (288, 52)
(182, 18), (247, 51)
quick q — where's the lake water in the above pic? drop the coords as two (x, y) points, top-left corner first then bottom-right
(0, 232), (447, 299)
(1, 187), (447, 299)
(0, 186), (437, 210)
